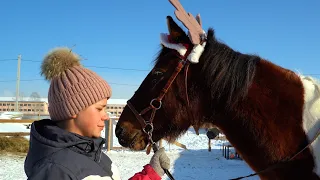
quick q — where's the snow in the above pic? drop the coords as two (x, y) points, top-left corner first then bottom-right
(0, 123), (30, 133)
(0, 122), (258, 180)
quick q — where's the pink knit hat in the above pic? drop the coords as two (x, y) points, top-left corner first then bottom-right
(41, 47), (112, 121)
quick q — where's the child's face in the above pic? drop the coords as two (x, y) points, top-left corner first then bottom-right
(74, 98), (109, 138)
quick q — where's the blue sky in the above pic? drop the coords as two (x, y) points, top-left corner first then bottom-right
(0, 0), (319, 99)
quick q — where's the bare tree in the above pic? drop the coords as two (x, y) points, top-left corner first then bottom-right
(30, 92), (41, 101)
(19, 92), (25, 101)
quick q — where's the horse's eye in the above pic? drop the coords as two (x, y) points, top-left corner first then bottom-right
(151, 69), (165, 87)
(152, 68), (165, 76)
(153, 71), (163, 76)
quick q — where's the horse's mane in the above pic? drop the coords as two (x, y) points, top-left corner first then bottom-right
(154, 28), (261, 108)
(200, 28), (260, 108)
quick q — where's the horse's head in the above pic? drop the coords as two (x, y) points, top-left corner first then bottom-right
(115, 15), (208, 150)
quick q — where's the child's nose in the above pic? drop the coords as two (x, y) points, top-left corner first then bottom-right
(102, 112), (110, 121)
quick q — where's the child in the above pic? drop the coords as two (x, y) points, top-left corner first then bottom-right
(24, 47), (170, 180)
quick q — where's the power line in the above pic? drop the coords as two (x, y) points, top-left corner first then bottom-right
(1, 58), (319, 87)
(3, 58), (320, 75)
(20, 59), (40, 62)
(0, 59), (17, 61)
(0, 79), (140, 86)
(108, 83), (140, 86)
(1, 71), (320, 85)
(4, 58), (319, 74)
(0, 79), (43, 82)
(303, 74), (320, 76)
(0, 58), (150, 72)
(86, 65), (149, 71)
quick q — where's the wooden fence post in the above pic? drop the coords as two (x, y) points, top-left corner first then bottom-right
(105, 119), (113, 151)
(159, 139), (163, 148)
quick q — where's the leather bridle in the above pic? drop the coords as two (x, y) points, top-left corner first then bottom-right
(230, 128), (320, 179)
(126, 48), (192, 180)
(126, 53), (320, 180)
(124, 34), (320, 179)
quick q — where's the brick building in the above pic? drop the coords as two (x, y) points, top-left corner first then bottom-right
(0, 97), (127, 118)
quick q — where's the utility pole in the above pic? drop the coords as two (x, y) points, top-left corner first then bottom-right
(15, 54), (21, 111)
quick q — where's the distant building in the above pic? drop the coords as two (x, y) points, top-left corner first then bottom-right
(106, 99), (127, 117)
(0, 97), (127, 118)
(0, 97), (49, 116)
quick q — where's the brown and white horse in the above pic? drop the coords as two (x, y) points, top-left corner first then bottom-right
(115, 0), (320, 179)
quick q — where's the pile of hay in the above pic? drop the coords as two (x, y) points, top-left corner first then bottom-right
(0, 137), (29, 154)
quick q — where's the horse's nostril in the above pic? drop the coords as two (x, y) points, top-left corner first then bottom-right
(115, 126), (124, 137)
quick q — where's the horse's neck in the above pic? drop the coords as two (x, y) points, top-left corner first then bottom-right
(207, 61), (320, 178)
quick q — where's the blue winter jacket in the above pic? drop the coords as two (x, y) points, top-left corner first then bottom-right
(24, 119), (121, 180)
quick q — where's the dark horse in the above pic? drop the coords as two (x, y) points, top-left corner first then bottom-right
(115, 1), (320, 179)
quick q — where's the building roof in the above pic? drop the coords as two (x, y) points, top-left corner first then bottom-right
(0, 97), (128, 105)
(0, 97), (49, 103)
(107, 99), (127, 105)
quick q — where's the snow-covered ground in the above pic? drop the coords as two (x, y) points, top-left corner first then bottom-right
(0, 123), (30, 133)
(0, 122), (258, 180)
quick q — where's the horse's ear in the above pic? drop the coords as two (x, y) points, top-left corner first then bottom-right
(166, 16), (188, 42)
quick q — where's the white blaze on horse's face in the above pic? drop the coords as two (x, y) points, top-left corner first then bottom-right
(300, 76), (320, 176)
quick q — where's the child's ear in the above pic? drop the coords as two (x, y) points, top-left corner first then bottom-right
(71, 114), (77, 119)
